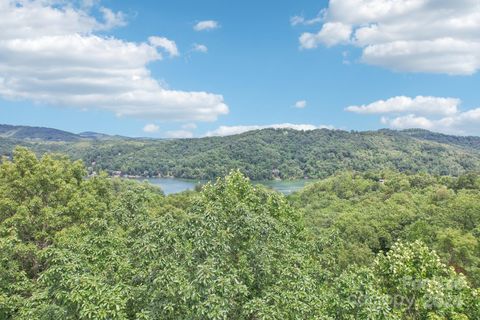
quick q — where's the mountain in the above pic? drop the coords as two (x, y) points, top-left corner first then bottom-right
(78, 131), (127, 140)
(400, 128), (480, 150)
(0, 124), (120, 141)
(0, 124), (81, 141)
(1, 125), (480, 180)
(78, 131), (111, 139)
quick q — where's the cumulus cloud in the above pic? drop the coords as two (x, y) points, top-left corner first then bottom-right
(205, 123), (334, 137)
(346, 96), (460, 116)
(381, 114), (435, 130)
(349, 96), (480, 135)
(192, 43), (208, 53)
(298, 0), (480, 75)
(149, 36), (179, 57)
(300, 22), (352, 48)
(193, 20), (219, 31)
(166, 130), (194, 139)
(380, 110), (480, 135)
(0, 0), (228, 122)
(294, 100), (307, 109)
(143, 123), (159, 133)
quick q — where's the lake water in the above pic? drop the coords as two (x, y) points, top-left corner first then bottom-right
(139, 177), (317, 195)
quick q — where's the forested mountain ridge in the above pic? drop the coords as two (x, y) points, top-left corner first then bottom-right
(1, 125), (480, 180)
(0, 124), (125, 142)
(400, 128), (480, 151)
(0, 124), (81, 141)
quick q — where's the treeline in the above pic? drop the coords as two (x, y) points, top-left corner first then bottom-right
(2, 128), (480, 180)
(1, 148), (479, 319)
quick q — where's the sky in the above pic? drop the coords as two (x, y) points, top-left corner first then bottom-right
(1, 0), (480, 137)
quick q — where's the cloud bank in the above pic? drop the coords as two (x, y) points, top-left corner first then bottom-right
(299, 0), (480, 75)
(346, 96), (459, 116)
(347, 96), (480, 135)
(0, 0), (228, 122)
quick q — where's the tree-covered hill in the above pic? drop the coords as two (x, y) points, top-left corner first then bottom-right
(1, 148), (479, 319)
(401, 128), (480, 151)
(0, 124), (81, 141)
(0, 124), (126, 142)
(1, 126), (480, 180)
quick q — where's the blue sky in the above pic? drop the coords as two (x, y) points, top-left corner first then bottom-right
(1, 0), (480, 137)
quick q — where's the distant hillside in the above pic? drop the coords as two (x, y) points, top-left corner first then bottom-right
(401, 128), (480, 150)
(0, 124), (82, 141)
(78, 131), (111, 139)
(2, 126), (479, 180)
(0, 124), (118, 142)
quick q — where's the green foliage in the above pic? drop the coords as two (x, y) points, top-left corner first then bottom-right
(291, 170), (480, 287)
(2, 128), (480, 180)
(324, 241), (479, 319)
(375, 241), (475, 319)
(1, 147), (479, 319)
(0, 148), (162, 318)
(130, 172), (326, 319)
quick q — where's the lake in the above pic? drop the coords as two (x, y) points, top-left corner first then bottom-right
(138, 177), (317, 195)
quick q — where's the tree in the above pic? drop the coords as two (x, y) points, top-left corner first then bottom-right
(325, 241), (479, 319)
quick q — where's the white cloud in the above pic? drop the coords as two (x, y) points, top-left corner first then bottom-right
(298, 0), (480, 75)
(291, 16), (305, 26)
(166, 130), (194, 139)
(0, 1), (228, 122)
(143, 123), (159, 133)
(99, 7), (126, 29)
(381, 110), (480, 135)
(290, 15), (322, 26)
(205, 123), (334, 137)
(346, 96), (460, 116)
(300, 22), (352, 48)
(148, 36), (179, 57)
(181, 123), (197, 130)
(349, 96), (480, 135)
(193, 20), (219, 31)
(192, 43), (208, 53)
(294, 100), (307, 109)
(381, 114), (435, 130)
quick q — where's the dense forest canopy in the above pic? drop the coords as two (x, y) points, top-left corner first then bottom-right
(290, 170), (480, 286)
(1, 126), (480, 180)
(1, 147), (479, 319)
